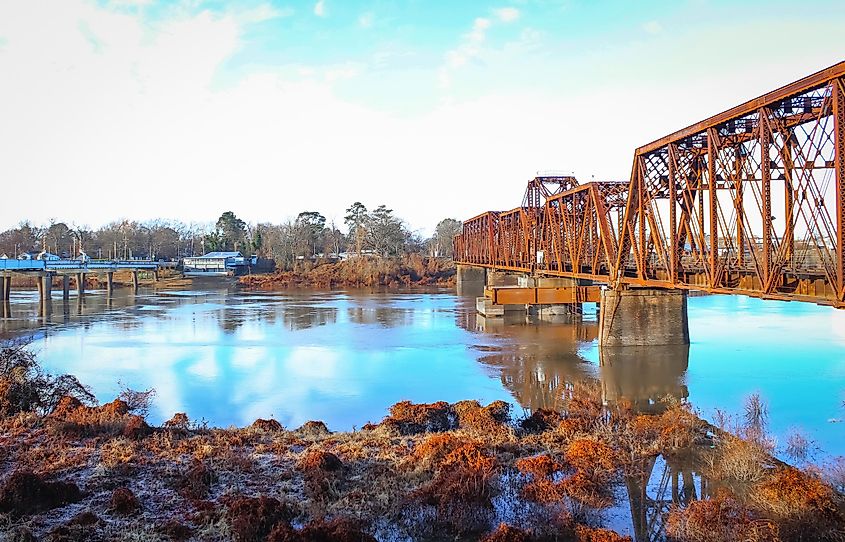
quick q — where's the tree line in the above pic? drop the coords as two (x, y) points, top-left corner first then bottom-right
(0, 204), (462, 270)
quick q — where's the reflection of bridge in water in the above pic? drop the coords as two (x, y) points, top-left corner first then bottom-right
(465, 310), (700, 541)
(468, 311), (689, 413)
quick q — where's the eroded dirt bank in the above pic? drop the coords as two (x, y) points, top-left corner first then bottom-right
(239, 256), (456, 290)
(0, 343), (843, 542)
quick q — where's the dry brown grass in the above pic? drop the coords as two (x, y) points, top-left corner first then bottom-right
(665, 494), (779, 542)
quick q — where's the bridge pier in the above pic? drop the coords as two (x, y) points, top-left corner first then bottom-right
(105, 272), (114, 294)
(0, 275), (5, 302)
(598, 288), (689, 347)
(132, 270), (139, 290)
(62, 275), (70, 300)
(76, 273), (85, 296)
(456, 265), (486, 296)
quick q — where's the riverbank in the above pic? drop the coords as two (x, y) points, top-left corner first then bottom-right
(239, 256), (456, 290)
(0, 344), (843, 541)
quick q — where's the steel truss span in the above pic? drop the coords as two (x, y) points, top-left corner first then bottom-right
(454, 62), (845, 309)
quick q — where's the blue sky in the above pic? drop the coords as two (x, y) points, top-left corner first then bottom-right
(1, 0), (843, 231)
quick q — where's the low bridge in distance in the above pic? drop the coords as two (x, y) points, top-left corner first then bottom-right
(453, 61), (845, 347)
(0, 258), (171, 308)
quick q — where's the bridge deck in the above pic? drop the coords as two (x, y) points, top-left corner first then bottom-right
(0, 259), (162, 273)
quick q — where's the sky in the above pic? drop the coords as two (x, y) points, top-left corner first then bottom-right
(0, 0), (843, 234)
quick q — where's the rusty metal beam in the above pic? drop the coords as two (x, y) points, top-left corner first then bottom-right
(637, 61), (845, 155)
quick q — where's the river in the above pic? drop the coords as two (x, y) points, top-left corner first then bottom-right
(1, 284), (843, 464)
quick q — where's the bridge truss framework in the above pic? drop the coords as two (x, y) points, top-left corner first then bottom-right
(454, 62), (845, 309)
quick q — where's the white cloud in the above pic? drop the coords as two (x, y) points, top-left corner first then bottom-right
(494, 7), (520, 23)
(314, 0), (326, 17)
(238, 3), (294, 24)
(642, 20), (662, 34)
(358, 11), (374, 29)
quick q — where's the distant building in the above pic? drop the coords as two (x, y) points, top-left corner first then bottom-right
(182, 251), (257, 276)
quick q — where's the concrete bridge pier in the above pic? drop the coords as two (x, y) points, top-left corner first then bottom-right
(0, 275), (5, 302)
(62, 275), (70, 300)
(132, 271), (139, 290)
(38, 273), (53, 317)
(105, 272), (114, 294)
(598, 288), (689, 347)
(456, 265), (486, 296)
(76, 273), (85, 296)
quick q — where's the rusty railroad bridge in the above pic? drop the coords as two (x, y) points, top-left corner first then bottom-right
(453, 62), (845, 346)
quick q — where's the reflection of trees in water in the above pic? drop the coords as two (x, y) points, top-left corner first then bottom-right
(282, 306), (338, 331)
(346, 306), (412, 328)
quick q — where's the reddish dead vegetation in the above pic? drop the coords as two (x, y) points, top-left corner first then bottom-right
(178, 459), (218, 499)
(239, 256), (456, 290)
(46, 511), (103, 542)
(480, 523), (532, 542)
(575, 525), (632, 542)
(751, 467), (843, 540)
(226, 495), (296, 542)
(251, 418), (284, 432)
(298, 450), (343, 472)
(165, 412), (190, 430)
(383, 400), (454, 434)
(158, 518), (194, 541)
(414, 438), (499, 533)
(109, 487), (141, 516)
(0, 470), (82, 518)
(268, 517), (378, 542)
(665, 494), (779, 542)
(296, 420), (331, 437)
(515, 439), (618, 509)
(516, 454), (567, 503)
(520, 408), (564, 433)
(47, 396), (150, 439)
(454, 399), (511, 434)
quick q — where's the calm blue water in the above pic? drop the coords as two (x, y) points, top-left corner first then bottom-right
(1, 285), (843, 462)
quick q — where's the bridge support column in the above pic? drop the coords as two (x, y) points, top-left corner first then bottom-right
(76, 273), (85, 296)
(106, 272), (114, 294)
(132, 271), (139, 290)
(598, 288), (689, 347)
(0, 275), (5, 302)
(62, 275), (70, 300)
(153, 270), (160, 283)
(2, 276), (9, 301)
(456, 265), (486, 296)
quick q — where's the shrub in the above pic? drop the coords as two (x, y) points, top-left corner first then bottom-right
(109, 487), (141, 516)
(480, 523), (531, 542)
(227, 495), (295, 542)
(575, 525), (632, 542)
(0, 471), (82, 518)
(0, 341), (94, 417)
(665, 495), (777, 542)
(383, 400), (454, 434)
(178, 460), (217, 499)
